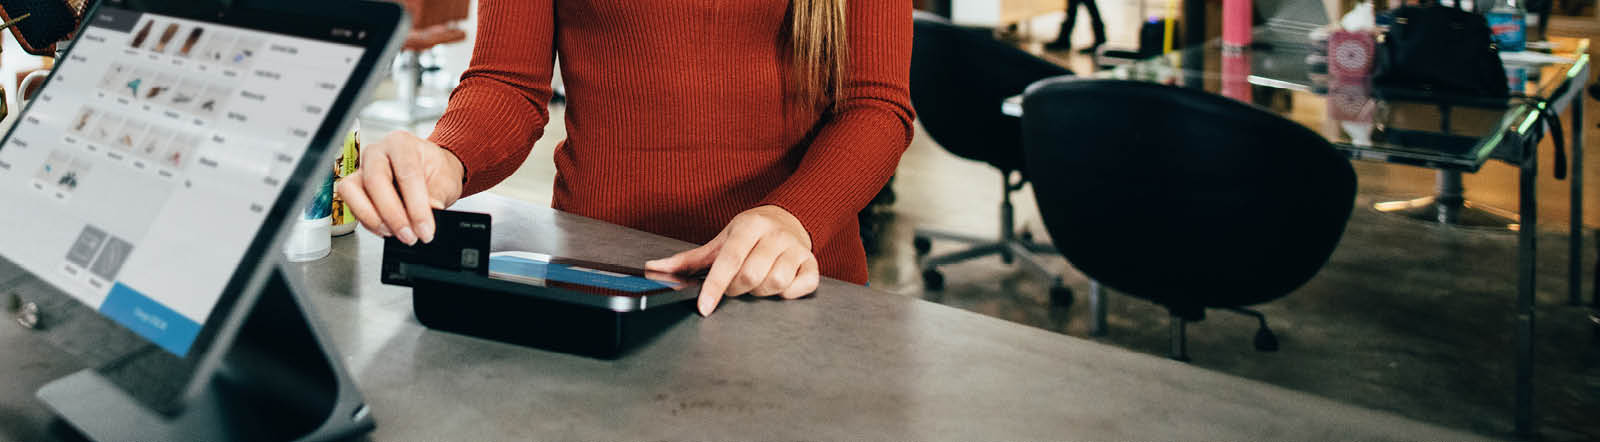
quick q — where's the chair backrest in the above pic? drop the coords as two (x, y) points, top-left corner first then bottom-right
(1021, 78), (1357, 317)
(910, 12), (1070, 173)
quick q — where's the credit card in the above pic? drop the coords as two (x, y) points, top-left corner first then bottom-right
(381, 209), (491, 286)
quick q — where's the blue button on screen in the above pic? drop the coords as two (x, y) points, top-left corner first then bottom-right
(99, 282), (203, 356)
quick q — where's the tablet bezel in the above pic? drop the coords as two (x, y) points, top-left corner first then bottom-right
(0, 0), (405, 413)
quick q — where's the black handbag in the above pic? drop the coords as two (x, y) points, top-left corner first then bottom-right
(1373, 4), (1510, 103)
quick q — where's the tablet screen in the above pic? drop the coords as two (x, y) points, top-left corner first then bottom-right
(489, 252), (686, 296)
(0, 6), (365, 357)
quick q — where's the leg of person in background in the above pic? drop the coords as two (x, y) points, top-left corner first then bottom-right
(1045, 0), (1080, 51)
(1076, 0), (1108, 54)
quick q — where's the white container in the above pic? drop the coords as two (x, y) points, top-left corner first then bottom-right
(284, 216), (332, 262)
(285, 170), (335, 262)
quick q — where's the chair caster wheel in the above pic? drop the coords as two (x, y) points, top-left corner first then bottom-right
(1000, 250), (1014, 265)
(922, 269), (945, 291)
(913, 236), (932, 256)
(1020, 230), (1035, 242)
(1049, 286), (1074, 307)
(1254, 325), (1279, 352)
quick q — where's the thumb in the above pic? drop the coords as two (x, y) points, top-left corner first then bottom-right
(646, 239), (722, 274)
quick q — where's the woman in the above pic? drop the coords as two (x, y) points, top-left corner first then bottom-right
(338, 0), (914, 316)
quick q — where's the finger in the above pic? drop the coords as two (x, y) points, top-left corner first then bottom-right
(362, 152), (417, 245)
(733, 238), (788, 297)
(645, 237), (723, 274)
(697, 233), (760, 316)
(642, 270), (688, 286)
(336, 173), (390, 237)
(780, 257), (820, 300)
(756, 249), (806, 297)
(387, 143), (437, 243)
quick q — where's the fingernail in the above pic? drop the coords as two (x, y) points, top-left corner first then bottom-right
(377, 224), (393, 237)
(418, 221), (436, 244)
(397, 226), (418, 245)
(698, 298), (713, 317)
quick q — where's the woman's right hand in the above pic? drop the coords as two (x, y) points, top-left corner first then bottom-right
(336, 131), (465, 245)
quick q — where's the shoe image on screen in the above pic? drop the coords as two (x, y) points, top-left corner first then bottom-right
(177, 27), (204, 58)
(145, 73), (178, 101)
(227, 36), (262, 69)
(168, 77), (202, 110)
(128, 19), (153, 49)
(162, 133), (200, 170)
(69, 107), (97, 136)
(196, 84), (232, 116)
(123, 68), (152, 98)
(198, 32), (235, 65)
(138, 126), (173, 160)
(151, 23), (180, 54)
(33, 150), (70, 189)
(58, 156), (92, 194)
(90, 114), (125, 145)
(114, 120), (148, 152)
(98, 63), (130, 91)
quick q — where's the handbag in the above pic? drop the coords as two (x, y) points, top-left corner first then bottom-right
(1372, 3), (1565, 180)
(1373, 3), (1510, 104)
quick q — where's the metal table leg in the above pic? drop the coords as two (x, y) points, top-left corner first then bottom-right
(1572, 98), (1585, 306)
(1514, 151), (1538, 439)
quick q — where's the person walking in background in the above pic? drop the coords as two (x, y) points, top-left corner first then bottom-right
(1045, 0), (1107, 53)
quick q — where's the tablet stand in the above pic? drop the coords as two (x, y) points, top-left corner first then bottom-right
(36, 266), (374, 442)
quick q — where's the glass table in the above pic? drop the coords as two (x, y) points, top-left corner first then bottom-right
(1005, 36), (1592, 438)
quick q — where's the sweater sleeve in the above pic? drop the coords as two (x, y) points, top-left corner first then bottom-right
(427, 0), (556, 197)
(758, 0), (916, 249)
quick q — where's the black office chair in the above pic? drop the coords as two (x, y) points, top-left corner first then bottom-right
(1020, 78), (1357, 360)
(910, 12), (1075, 299)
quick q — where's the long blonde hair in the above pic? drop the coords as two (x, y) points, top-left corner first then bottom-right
(790, 0), (847, 111)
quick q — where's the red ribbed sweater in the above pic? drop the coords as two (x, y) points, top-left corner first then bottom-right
(429, 0), (915, 284)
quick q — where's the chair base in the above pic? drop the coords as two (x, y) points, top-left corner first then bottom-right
(914, 174), (1072, 307)
(915, 228), (1073, 305)
(360, 50), (447, 126)
(1161, 306), (1277, 362)
(1374, 195), (1519, 230)
(1373, 170), (1519, 230)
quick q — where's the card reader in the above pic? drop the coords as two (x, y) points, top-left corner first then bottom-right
(383, 209), (696, 359)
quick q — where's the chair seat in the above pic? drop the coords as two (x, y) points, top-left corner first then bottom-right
(403, 26), (466, 51)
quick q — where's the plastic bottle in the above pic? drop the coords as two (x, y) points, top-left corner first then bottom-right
(1487, 0), (1527, 52)
(284, 171), (334, 262)
(330, 124), (360, 236)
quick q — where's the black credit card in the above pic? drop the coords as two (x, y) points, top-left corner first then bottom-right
(381, 209), (492, 286)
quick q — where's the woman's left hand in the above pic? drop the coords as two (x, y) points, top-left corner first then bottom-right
(645, 205), (819, 316)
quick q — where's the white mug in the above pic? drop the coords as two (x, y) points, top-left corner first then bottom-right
(18, 69), (49, 103)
